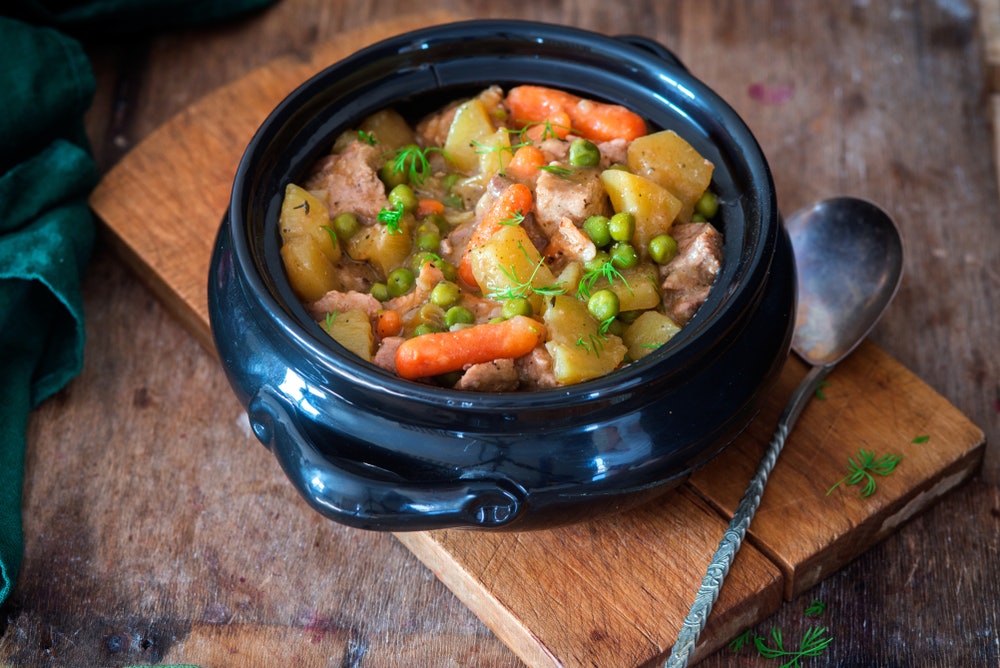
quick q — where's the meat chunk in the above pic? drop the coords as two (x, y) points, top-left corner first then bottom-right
(533, 168), (611, 238)
(515, 347), (559, 390)
(454, 359), (520, 392)
(659, 222), (723, 325)
(373, 336), (405, 374)
(307, 290), (381, 322)
(305, 141), (387, 223)
(544, 216), (597, 271)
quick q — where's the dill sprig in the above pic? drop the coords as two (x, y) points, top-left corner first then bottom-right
(488, 244), (565, 301)
(357, 129), (377, 145)
(826, 448), (902, 498)
(754, 626), (833, 668)
(388, 144), (445, 185)
(577, 256), (631, 300)
(377, 203), (404, 234)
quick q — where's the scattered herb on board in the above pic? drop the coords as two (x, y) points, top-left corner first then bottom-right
(755, 626), (833, 667)
(804, 599), (826, 617)
(826, 448), (902, 498)
(815, 380), (829, 400)
(730, 620), (833, 666)
(912, 434), (930, 444)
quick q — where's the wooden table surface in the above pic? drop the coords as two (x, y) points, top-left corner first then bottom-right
(3, 1), (999, 666)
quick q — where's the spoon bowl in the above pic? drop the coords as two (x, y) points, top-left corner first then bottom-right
(788, 197), (904, 367)
(668, 197), (904, 666)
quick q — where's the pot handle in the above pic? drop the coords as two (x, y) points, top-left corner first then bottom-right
(615, 34), (689, 72)
(247, 388), (526, 531)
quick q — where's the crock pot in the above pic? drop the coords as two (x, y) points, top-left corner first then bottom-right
(207, 20), (796, 531)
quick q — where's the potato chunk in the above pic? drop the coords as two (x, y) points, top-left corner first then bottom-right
(322, 308), (374, 362)
(600, 169), (682, 256)
(626, 130), (714, 222)
(623, 310), (681, 360)
(543, 295), (626, 384)
(279, 183), (340, 263)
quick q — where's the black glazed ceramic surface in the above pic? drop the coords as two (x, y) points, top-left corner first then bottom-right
(207, 20), (796, 531)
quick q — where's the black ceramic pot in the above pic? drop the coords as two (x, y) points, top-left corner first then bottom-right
(208, 20), (796, 531)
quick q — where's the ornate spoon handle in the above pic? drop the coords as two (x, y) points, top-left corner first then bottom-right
(665, 364), (831, 668)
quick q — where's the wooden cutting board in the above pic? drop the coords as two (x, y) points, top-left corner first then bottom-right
(88, 13), (986, 667)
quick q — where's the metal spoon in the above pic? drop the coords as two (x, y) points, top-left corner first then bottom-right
(666, 197), (904, 667)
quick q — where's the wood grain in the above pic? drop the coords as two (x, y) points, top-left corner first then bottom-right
(4, 2), (999, 667)
(84, 9), (984, 668)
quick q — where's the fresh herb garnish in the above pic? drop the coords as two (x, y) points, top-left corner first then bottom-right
(358, 129), (377, 146)
(539, 164), (574, 178)
(804, 599), (826, 617)
(575, 332), (607, 357)
(578, 256), (630, 300)
(815, 380), (829, 400)
(377, 203), (404, 234)
(728, 629), (755, 653)
(388, 144), (444, 185)
(321, 224), (337, 246)
(488, 243), (565, 301)
(826, 448), (902, 498)
(754, 626), (833, 667)
(499, 211), (526, 226)
(471, 139), (524, 177)
(323, 311), (339, 332)
(912, 434), (930, 444)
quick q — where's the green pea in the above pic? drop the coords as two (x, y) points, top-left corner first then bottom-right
(568, 138), (601, 167)
(648, 233), (679, 264)
(415, 222), (441, 251)
(412, 323), (441, 337)
(604, 318), (625, 337)
(584, 250), (610, 273)
(379, 161), (407, 188)
(332, 212), (359, 240)
(436, 259), (458, 282)
(608, 212), (635, 243)
(430, 281), (460, 308)
(388, 183), (418, 213)
(386, 267), (415, 297)
(501, 297), (533, 319)
(690, 213), (707, 222)
(587, 289), (620, 323)
(445, 305), (475, 328)
(695, 191), (719, 219)
(617, 309), (641, 325)
(609, 241), (639, 269)
(583, 215), (612, 248)
(443, 193), (463, 209)
(370, 282), (389, 302)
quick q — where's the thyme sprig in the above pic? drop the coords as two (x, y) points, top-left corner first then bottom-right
(826, 448), (902, 498)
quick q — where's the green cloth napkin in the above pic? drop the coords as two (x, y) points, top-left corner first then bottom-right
(0, 0), (277, 610)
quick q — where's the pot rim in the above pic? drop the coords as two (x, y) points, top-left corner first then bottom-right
(227, 19), (780, 411)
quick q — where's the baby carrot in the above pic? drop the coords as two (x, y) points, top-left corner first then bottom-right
(506, 145), (547, 181)
(376, 309), (402, 338)
(458, 182), (534, 287)
(507, 85), (647, 143)
(417, 198), (445, 217)
(395, 315), (546, 380)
